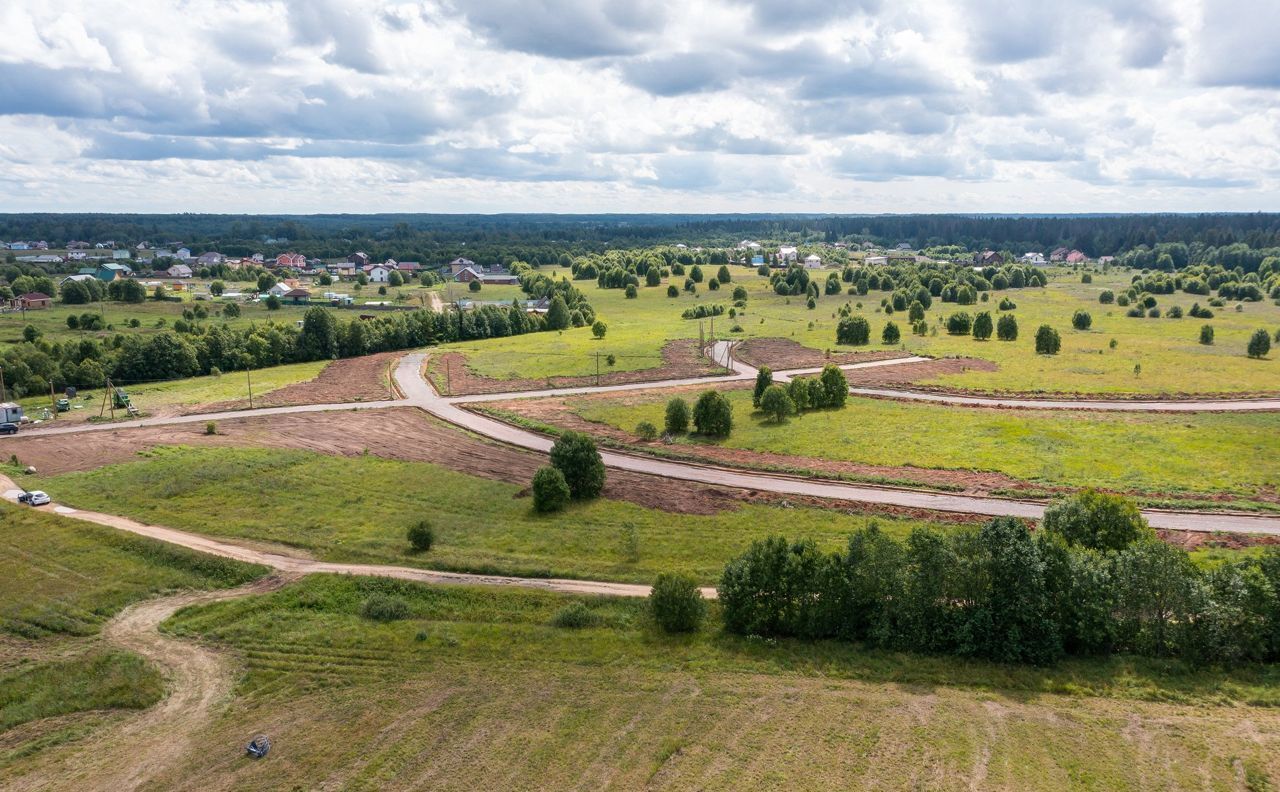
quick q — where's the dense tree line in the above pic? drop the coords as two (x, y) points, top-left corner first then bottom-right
(0, 295), (586, 397)
(720, 491), (1280, 666)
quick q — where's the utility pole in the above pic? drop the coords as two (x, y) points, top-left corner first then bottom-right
(445, 356), (452, 395)
(49, 381), (56, 419)
(246, 368), (254, 409)
(0, 366), (6, 402)
(106, 377), (115, 421)
(595, 352), (600, 387)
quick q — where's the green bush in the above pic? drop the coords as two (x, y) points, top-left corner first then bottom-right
(468, 279), (482, 292)
(667, 284), (679, 298)
(759, 384), (794, 422)
(361, 594), (410, 622)
(635, 421), (658, 440)
(532, 466), (571, 513)
(204, 421), (217, 436)
(407, 520), (435, 552)
(836, 315), (870, 345)
(549, 432), (606, 500)
(946, 312), (972, 335)
(1199, 324), (1214, 345)
(972, 311), (993, 340)
(1072, 310), (1092, 331)
(664, 397), (690, 434)
(881, 321), (901, 344)
(1248, 328), (1271, 359)
(1099, 289), (1114, 304)
(551, 601), (601, 629)
(649, 573), (706, 633)
(1035, 324), (1061, 355)
(1042, 489), (1153, 552)
(693, 390), (733, 437)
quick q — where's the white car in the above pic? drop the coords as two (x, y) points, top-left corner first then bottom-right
(18, 490), (50, 506)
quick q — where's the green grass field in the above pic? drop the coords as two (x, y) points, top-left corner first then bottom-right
(17, 359), (328, 422)
(445, 266), (1280, 395)
(0, 502), (265, 757)
(27, 572), (1267, 790)
(30, 446), (960, 585)
(569, 391), (1280, 506)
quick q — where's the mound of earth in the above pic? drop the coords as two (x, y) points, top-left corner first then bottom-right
(733, 338), (908, 370)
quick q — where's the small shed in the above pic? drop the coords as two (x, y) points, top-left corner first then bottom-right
(0, 402), (23, 423)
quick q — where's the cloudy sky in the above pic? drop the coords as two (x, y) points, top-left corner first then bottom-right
(1, 0), (1278, 213)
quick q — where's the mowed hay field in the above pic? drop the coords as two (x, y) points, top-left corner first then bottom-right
(447, 265), (1280, 395)
(14, 572), (1273, 791)
(29, 446), (965, 585)
(566, 390), (1280, 508)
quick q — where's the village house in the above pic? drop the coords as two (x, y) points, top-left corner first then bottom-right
(165, 264), (193, 279)
(1049, 246), (1071, 262)
(864, 255), (889, 267)
(367, 262), (395, 282)
(803, 254), (822, 269)
(1021, 252), (1046, 265)
(11, 292), (52, 310)
(275, 252), (307, 268)
(347, 252), (370, 267)
(973, 250), (1003, 266)
(196, 251), (224, 265)
(448, 257), (477, 275)
(1065, 250), (1088, 264)
(778, 246), (798, 263)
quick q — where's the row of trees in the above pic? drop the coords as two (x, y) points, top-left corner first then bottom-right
(720, 491), (1280, 666)
(752, 365), (848, 422)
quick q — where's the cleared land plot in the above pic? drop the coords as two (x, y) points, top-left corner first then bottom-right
(547, 389), (1280, 508)
(446, 267), (1280, 395)
(28, 445), (966, 585)
(13, 573), (1278, 791)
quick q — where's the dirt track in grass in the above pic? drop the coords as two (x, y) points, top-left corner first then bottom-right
(195, 352), (402, 413)
(733, 337), (908, 371)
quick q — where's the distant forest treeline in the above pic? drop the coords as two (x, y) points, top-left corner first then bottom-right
(3, 212), (1280, 266)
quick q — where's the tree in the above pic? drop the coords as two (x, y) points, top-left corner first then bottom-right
(264, 294), (282, 310)
(60, 279), (91, 305)
(257, 272), (275, 292)
(222, 302), (241, 319)
(545, 294), (570, 330)
(1035, 324), (1061, 355)
(759, 384), (794, 422)
(1199, 324), (1214, 345)
(1042, 490), (1152, 552)
(882, 321), (901, 344)
(946, 312), (972, 335)
(973, 517), (1061, 664)
(997, 313), (1018, 341)
(1247, 328), (1271, 359)
(692, 390), (732, 437)
(591, 320), (607, 339)
(690, 264), (704, 283)
(972, 311), (993, 340)
(532, 466), (571, 513)
(752, 366), (773, 407)
(468, 279), (482, 292)
(818, 364), (847, 408)
(646, 268), (661, 287)
(388, 270), (404, 287)
(549, 431), (606, 500)
(667, 284), (679, 298)
(209, 280), (225, 296)
(297, 306), (339, 360)
(1072, 310), (1092, 331)
(717, 265), (732, 283)
(407, 520), (435, 552)
(649, 572), (706, 633)
(907, 300), (925, 323)
(22, 324), (39, 342)
(624, 283), (638, 299)
(836, 315), (870, 345)
(664, 397), (690, 434)
(151, 284), (168, 301)
(1099, 289), (1114, 304)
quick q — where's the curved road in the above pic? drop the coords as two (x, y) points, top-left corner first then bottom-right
(5, 346), (1279, 535)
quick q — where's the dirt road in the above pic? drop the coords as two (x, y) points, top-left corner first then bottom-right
(7, 575), (292, 792)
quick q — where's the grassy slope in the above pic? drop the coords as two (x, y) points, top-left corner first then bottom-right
(18, 359), (328, 421)
(31, 446), (957, 585)
(0, 503), (265, 752)
(572, 391), (1280, 503)
(450, 266), (1280, 394)
(0, 502), (265, 639)
(100, 573), (1280, 790)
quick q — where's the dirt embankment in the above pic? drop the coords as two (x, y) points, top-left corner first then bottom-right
(427, 339), (727, 396)
(196, 352), (402, 413)
(843, 357), (999, 386)
(733, 338), (907, 371)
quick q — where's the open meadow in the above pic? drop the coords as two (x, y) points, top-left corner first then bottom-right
(443, 265), (1280, 395)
